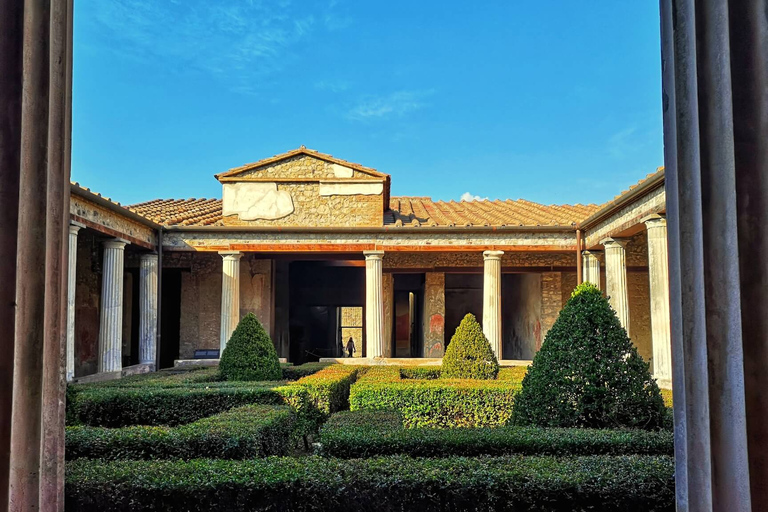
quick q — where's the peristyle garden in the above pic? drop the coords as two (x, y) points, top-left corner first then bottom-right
(65, 283), (675, 511)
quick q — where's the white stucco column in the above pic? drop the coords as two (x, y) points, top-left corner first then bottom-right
(643, 215), (672, 387)
(219, 251), (242, 352)
(483, 250), (504, 359)
(66, 222), (83, 381)
(139, 253), (159, 366)
(98, 239), (128, 373)
(582, 250), (602, 290)
(602, 237), (630, 336)
(364, 250), (384, 358)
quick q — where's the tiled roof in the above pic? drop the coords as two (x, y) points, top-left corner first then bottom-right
(128, 198), (224, 226)
(127, 196), (600, 228)
(216, 146), (389, 180)
(385, 197), (600, 228)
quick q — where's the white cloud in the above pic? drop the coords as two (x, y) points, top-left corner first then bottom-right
(84, 0), (344, 95)
(460, 192), (488, 202)
(346, 90), (432, 121)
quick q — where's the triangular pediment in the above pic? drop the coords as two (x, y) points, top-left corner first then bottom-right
(215, 147), (389, 182)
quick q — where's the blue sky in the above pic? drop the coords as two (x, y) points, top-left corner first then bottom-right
(72, 1), (663, 206)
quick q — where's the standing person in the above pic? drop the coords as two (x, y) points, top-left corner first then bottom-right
(346, 337), (356, 358)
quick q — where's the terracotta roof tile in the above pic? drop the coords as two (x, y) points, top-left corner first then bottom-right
(126, 195), (602, 228)
(385, 197), (601, 228)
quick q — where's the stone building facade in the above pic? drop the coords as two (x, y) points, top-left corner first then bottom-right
(65, 147), (672, 388)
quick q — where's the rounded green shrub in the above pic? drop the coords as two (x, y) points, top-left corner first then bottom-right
(442, 313), (499, 380)
(513, 282), (666, 430)
(219, 313), (282, 382)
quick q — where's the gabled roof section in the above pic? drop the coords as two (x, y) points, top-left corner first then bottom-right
(215, 146), (390, 181)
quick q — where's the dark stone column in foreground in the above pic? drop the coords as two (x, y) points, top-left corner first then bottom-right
(0, 0), (74, 510)
(660, 1), (768, 510)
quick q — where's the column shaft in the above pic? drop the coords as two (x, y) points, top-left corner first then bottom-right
(602, 238), (630, 336)
(139, 253), (159, 365)
(98, 240), (127, 373)
(364, 251), (384, 358)
(582, 250), (602, 290)
(483, 251), (503, 359)
(219, 252), (242, 351)
(66, 224), (81, 381)
(643, 216), (672, 387)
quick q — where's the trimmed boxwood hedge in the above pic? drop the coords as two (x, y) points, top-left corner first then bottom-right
(281, 362), (334, 381)
(65, 455), (674, 512)
(66, 385), (286, 427)
(67, 365), (357, 430)
(319, 410), (674, 458)
(349, 366), (519, 427)
(66, 404), (296, 460)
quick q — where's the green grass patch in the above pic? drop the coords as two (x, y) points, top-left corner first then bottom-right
(319, 410), (674, 458)
(66, 455), (674, 512)
(66, 404), (296, 460)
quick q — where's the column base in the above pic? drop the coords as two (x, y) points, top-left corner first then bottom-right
(123, 363), (156, 376)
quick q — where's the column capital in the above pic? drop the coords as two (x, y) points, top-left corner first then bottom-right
(363, 250), (385, 260)
(219, 251), (242, 260)
(600, 237), (630, 249)
(483, 250), (504, 260)
(582, 249), (603, 257)
(641, 214), (667, 228)
(69, 220), (85, 234)
(103, 239), (128, 250)
(140, 252), (159, 262)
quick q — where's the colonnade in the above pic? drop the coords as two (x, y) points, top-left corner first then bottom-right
(66, 225), (158, 379)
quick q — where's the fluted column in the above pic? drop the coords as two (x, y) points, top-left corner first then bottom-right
(364, 251), (384, 358)
(98, 239), (128, 373)
(582, 250), (602, 290)
(66, 223), (82, 381)
(642, 215), (672, 388)
(219, 251), (242, 351)
(602, 238), (630, 336)
(139, 253), (159, 366)
(483, 250), (504, 359)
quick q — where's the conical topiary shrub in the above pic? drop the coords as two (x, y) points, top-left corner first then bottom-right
(442, 313), (499, 380)
(513, 282), (666, 430)
(219, 313), (282, 381)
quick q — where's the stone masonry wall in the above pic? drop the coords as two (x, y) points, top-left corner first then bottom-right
(382, 251), (575, 270)
(540, 272), (563, 346)
(221, 155), (384, 228)
(167, 252), (273, 358)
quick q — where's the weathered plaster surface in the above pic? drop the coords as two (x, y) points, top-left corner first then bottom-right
(70, 194), (156, 246)
(584, 186), (665, 248)
(163, 230), (577, 251)
(502, 274), (542, 360)
(318, 182), (383, 196)
(222, 182), (294, 220)
(422, 272), (446, 357)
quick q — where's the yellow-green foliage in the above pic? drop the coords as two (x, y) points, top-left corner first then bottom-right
(349, 366), (518, 428)
(442, 313), (499, 380)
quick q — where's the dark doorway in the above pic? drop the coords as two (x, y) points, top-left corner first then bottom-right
(392, 274), (424, 357)
(445, 273), (483, 349)
(160, 268), (182, 369)
(127, 267), (140, 366)
(288, 261), (364, 364)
